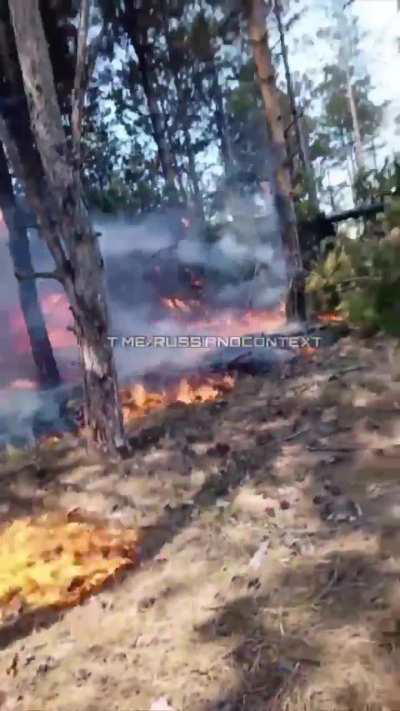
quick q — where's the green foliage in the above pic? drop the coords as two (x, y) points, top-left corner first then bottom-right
(353, 158), (400, 204)
(385, 197), (400, 230)
(306, 229), (400, 336)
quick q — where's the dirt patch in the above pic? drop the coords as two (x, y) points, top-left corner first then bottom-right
(1, 334), (400, 710)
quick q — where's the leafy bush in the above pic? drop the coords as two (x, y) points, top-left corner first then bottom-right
(306, 202), (400, 336)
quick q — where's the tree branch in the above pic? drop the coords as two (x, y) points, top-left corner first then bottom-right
(72, 0), (91, 157)
(15, 269), (64, 282)
(0, 113), (70, 274)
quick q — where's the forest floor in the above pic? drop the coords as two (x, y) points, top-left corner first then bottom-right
(2, 332), (400, 710)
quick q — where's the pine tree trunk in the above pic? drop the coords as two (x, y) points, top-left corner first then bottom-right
(246, 0), (305, 321)
(3, 0), (127, 456)
(0, 141), (60, 388)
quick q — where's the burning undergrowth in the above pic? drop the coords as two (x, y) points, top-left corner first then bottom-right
(0, 204), (346, 449)
(0, 511), (139, 623)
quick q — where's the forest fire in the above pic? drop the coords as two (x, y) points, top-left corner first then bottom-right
(7, 289), (76, 362)
(2, 279), (291, 442)
(159, 294), (286, 336)
(317, 312), (345, 324)
(161, 296), (196, 313)
(119, 373), (235, 424)
(67, 374), (235, 433)
(0, 513), (139, 621)
(1, 242), (290, 443)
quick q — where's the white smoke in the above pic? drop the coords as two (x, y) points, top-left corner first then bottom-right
(0, 194), (290, 444)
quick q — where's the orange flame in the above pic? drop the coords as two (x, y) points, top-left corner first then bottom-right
(120, 374), (235, 424)
(317, 312), (344, 324)
(161, 297), (193, 313)
(160, 296), (286, 336)
(0, 513), (139, 621)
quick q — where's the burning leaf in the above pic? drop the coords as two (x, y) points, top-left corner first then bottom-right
(0, 514), (139, 620)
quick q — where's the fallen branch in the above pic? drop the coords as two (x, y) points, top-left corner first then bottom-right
(312, 563), (339, 606)
(281, 427), (310, 442)
(306, 445), (360, 452)
(327, 365), (368, 381)
(267, 661), (301, 711)
(329, 365), (367, 377)
(335, 276), (381, 287)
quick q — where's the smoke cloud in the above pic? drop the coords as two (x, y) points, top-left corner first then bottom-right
(0, 192), (289, 443)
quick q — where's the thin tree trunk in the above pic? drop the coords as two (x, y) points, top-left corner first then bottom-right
(0, 141), (60, 388)
(246, 0), (305, 321)
(298, 112), (319, 211)
(210, 59), (233, 175)
(326, 169), (336, 211)
(128, 17), (180, 202)
(274, 0), (319, 212)
(159, 0), (205, 221)
(371, 139), (378, 172)
(183, 124), (205, 221)
(273, 1), (302, 178)
(336, 6), (364, 172)
(3, 0), (126, 456)
(346, 72), (364, 172)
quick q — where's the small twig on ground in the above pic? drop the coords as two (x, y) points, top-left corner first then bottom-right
(281, 427), (310, 442)
(267, 662), (301, 711)
(328, 365), (367, 380)
(306, 445), (360, 452)
(312, 563), (339, 607)
(308, 443), (400, 453)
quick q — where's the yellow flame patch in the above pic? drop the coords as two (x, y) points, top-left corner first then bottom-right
(0, 513), (139, 620)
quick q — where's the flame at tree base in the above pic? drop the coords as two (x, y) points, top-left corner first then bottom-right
(67, 375), (235, 431)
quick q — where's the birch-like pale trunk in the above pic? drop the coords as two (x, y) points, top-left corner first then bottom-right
(346, 72), (365, 172)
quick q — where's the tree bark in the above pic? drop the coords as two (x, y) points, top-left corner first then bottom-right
(0, 141), (61, 388)
(4, 0), (126, 455)
(245, 0), (305, 321)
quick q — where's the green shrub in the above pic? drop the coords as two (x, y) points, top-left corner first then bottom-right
(306, 221), (400, 336)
